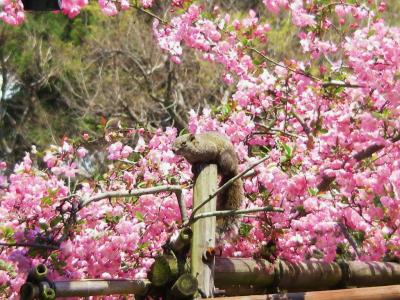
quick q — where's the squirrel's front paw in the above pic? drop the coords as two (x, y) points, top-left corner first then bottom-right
(191, 164), (202, 176)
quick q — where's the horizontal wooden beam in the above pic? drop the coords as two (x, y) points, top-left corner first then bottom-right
(214, 258), (400, 295)
(210, 284), (400, 300)
(54, 279), (151, 297)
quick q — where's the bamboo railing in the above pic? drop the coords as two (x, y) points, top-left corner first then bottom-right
(210, 285), (400, 300)
(214, 258), (400, 296)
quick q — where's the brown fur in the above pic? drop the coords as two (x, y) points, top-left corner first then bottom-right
(172, 132), (243, 211)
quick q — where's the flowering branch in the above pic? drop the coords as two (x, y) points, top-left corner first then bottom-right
(318, 134), (400, 192)
(250, 48), (363, 89)
(249, 47), (321, 81)
(79, 185), (187, 221)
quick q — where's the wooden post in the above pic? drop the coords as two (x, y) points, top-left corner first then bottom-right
(191, 164), (218, 298)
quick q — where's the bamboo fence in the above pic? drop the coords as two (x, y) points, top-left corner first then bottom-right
(19, 163), (400, 299)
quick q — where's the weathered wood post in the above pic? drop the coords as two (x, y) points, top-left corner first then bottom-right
(191, 164), (218, 298)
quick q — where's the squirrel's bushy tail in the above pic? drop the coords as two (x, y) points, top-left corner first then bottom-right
(218, 176), (243, 210)
(217, 176), (243, 233)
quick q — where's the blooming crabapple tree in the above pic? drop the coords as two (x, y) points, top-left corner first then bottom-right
(1, 0), (400, 298)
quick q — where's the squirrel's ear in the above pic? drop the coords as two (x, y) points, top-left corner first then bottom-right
(189, 134), (196, 141)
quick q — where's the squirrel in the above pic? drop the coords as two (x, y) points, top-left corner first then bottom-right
(172, 132), (243, 212)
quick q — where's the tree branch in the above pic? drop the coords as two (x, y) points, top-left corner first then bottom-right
(322, 80), (363, 89)
(188, 156), (270, 224)
(338, 222), (360, 259)
(190, 206), (284, 223)
(291, 110), (311, 136)
(249, 47), (321, 82)
(79, 185), (187, 222)
(0, 242), (58, 250)
(317, 134), (400, 192)
(250, 47), (364, 89)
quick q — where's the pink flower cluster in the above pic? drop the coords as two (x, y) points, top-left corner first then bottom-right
(107, 141), (133, 160)
(60, 0), (88, 18)
(0, 0), (24, 25)
(98, 0), (129, 16)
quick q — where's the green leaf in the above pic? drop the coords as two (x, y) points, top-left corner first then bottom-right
(137, 181), (147, 188)
(41, 196), (53, 206)
(318, 128), (328, 134)
(373, 196), (383, 208)
(39, 223), (49, 231)
(0, 259), (16, 276)
(308, 188), (318, 196)
(1, 226), (14, 241)
(49, 252), (67, 272)
(239, 223), (253, 237)
(47, 188), (59, 197)
(372, 108), (391, 120)
(50, 216), (62, 228)
(135, 211), (144, 222)
(136, 241), (150, 251)
(282, 143), (293, 158)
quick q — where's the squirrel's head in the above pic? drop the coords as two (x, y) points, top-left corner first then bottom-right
(172, 133), (196, 155)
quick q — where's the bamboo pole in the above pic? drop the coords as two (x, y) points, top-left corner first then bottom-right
(20, 279), (150, 299)
(213, 258), (400, 295)
(346, 261), (400, 287)
(148, 254), (179, 287)
(170, 273), (199, 299)
(214, 258), (275, 287)
(278, 260), (342, 291)
(209, 285), (400, 300)
(53, 279), (151, 297)
(191, 164), (218, 298)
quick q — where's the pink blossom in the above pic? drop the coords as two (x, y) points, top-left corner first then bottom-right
(141, 0), (153, 8)
(77, 147), (88, 158)
(82, 133), (89, 140)
(0, 0), (24, 25)
(60, 0), (88, 18)
(44, 152), (59, 168)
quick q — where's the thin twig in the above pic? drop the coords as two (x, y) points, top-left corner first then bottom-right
(129, 3), (166, 24)
(317, 133), (400, 192)
(190, 206), (284, 223)
(291, 110), (311, 136)
(338, 222), (360, 258)
(250, 47), (364, 89)
(322, 81), (363, 88)
(57, 194), (78, 202)
(117, 159), (137, 165)
(79, 185), (187, 221)
(249, 47), (321, 82)
(0, 242), (58, 250)
(175, 189), (188, 222)
(188, 156), (270, 224)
